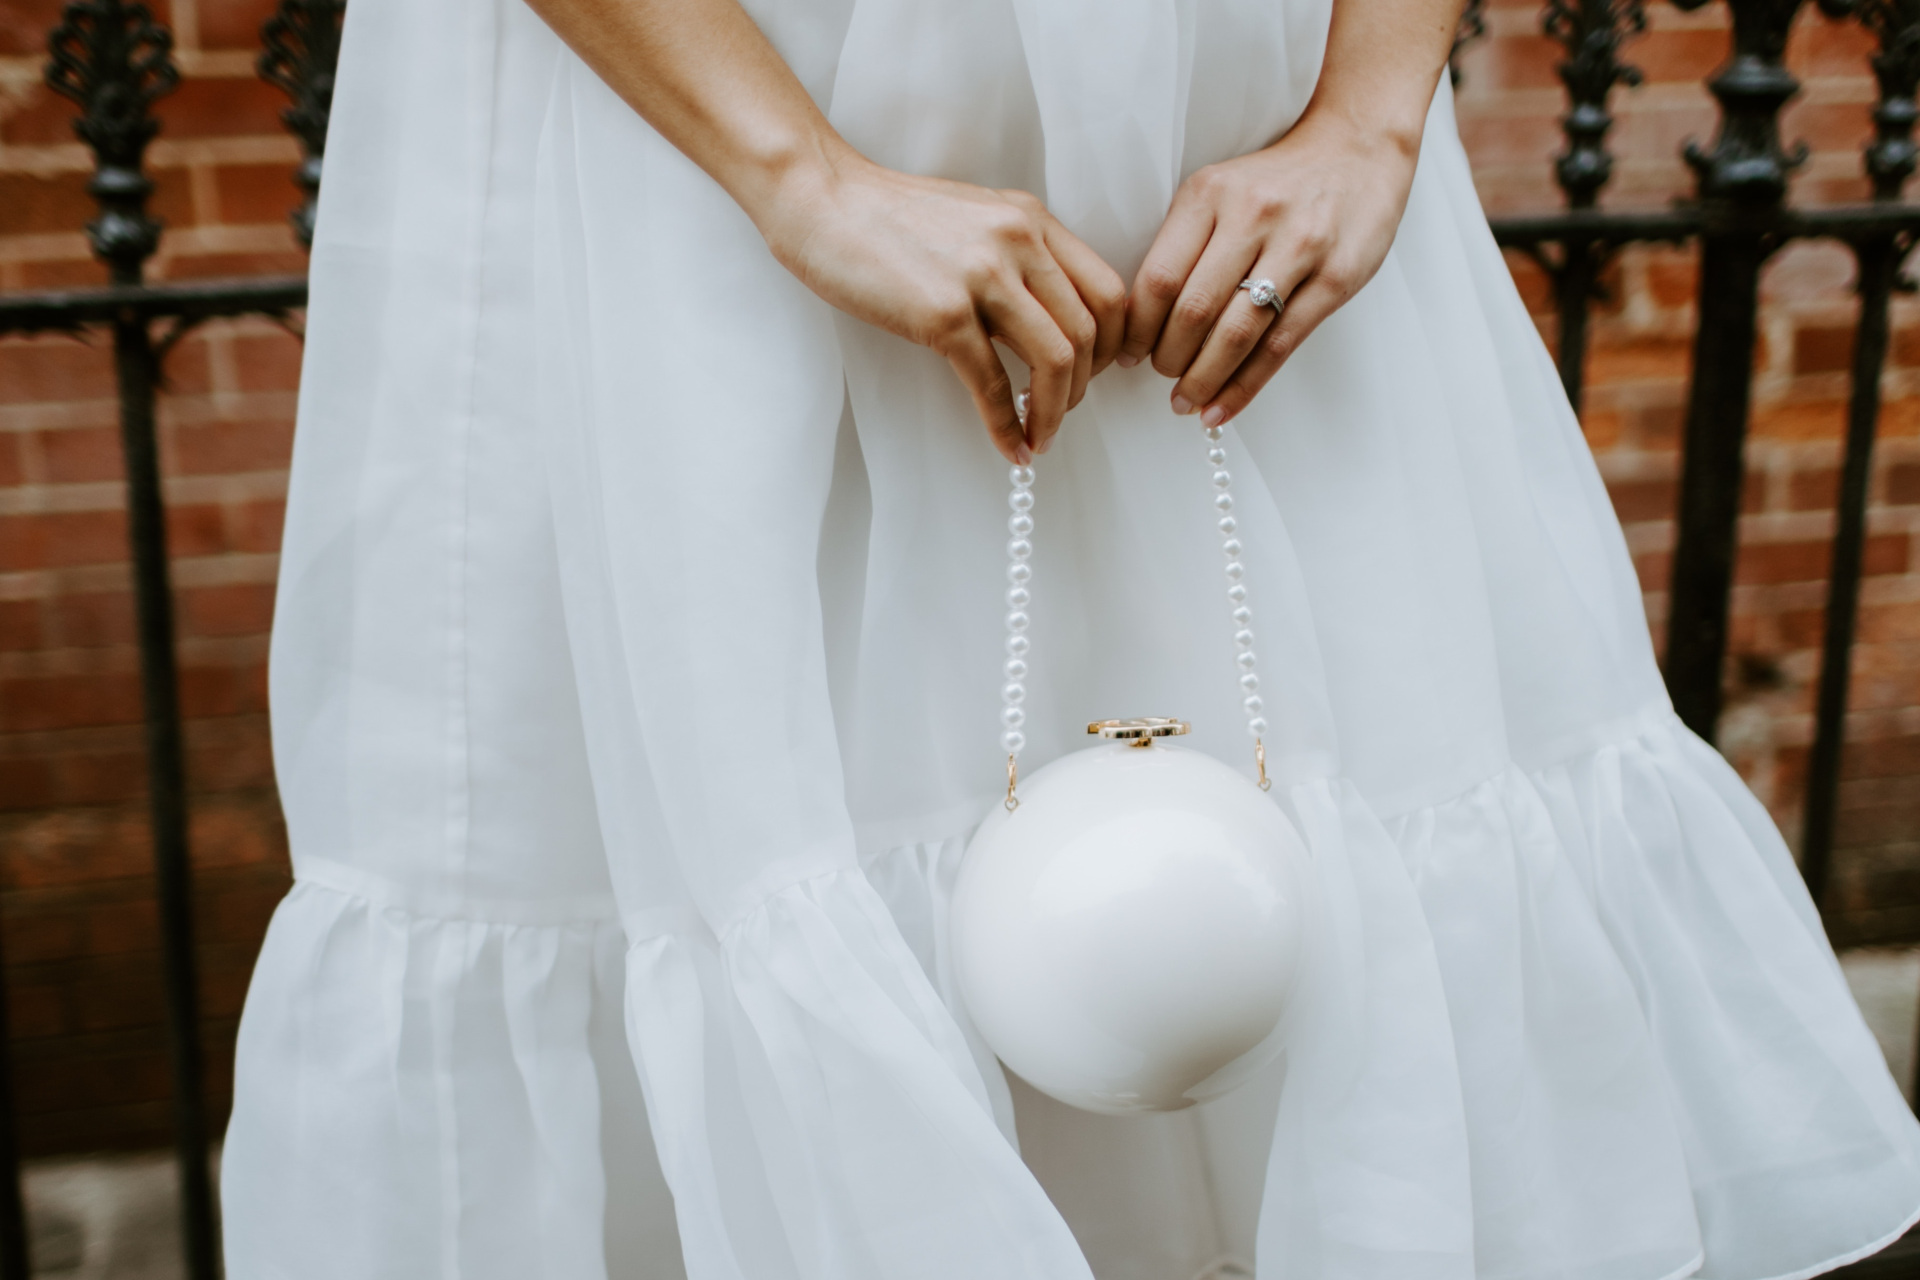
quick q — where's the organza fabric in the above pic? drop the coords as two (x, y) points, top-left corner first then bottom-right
(222, 0), (1920, 1276)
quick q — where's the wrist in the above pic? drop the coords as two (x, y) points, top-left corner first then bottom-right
(728, 127), (863, 254)
(1292, 92), (1428, 168)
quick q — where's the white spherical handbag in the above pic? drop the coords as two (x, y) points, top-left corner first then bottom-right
(950, 415), (1315, 1116)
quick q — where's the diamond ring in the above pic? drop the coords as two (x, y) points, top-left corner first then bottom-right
(1238, 277), (1283, 312)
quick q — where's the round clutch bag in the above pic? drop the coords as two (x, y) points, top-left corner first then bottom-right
(950, 418), (1314, 1116)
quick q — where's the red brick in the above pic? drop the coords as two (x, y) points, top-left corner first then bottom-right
(1735, 533), (1909, 585)
(1646, 254), (1699, 311)
(213, 163), (300, 227)
(231, 331), (303, 393)
(226, 497), (286, 553)
(0, 509), (127, 572)
(155, 249), (307, 282)
(0, 172), (98, 238)
(48, 591), (135, 649)
(9, 259), (109, 291)
(0, 673), (143, 733)
(1886, 461), (1920, 505)
(153, 79), (286, 141)
(0, 338), (110, 406)
(164, 502), (226, 556)
(0, 0), (72, 56)
(1788, 465), (1840, 512)
(197, 0), (283, 49)
(1794, 323), (1853, 376)
(1633, 28), (1729, 83)
(178, 662), (267, 718)
(0, 433), (23, 488)
(0, 601), (43, 652)
(0, 758), (57, 812)
(36, 426), (124, 484)
(1607, 477), (1677, 524)
(166, 417), (292, 475)
(178, 583), (274, 638)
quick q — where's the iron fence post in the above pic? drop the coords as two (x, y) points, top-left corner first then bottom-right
(1802, 2), (1920, 919)
(1665, 0), (1813, 739)
(43, 5), (218, 1278)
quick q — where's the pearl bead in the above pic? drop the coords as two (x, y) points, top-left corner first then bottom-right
(1205, 424), (1224, 442)
(1009, 513), (1034, 538)
(1008, 561), (1031, 585)
(1247, 717), (1268, 738)
(1007, 585), (1031, 610)
(1243, 695), (1264, 716)
(1009, 465), (1035, 488)
(1232, 606), (1252, 626)
(1002, 705), (1027, 729)
(1226, 583), (1247, 604)
(1010, 489), (1035, 513)
(1222, 538), (1243, 559)
(1236, 650), (1257, 671)
(1005, 657), (1028, 681)
(1212, 470), (1232, 490)
(1006, 610), (1030, 633)
(1233, 629), (1255, 649)
(1218, 515), (1237, 536)
(1213, 493), (1233, 513)
(1208, 447), (1227, 467)
(1002, 729), (1027, 754)
(1002, 682), (1027, 705)
(1006, 634), (1030, 657)
(1239, 672), (1260, 693)
(1225, 561), (1245, 582)
(1008, 538), (1033, 561)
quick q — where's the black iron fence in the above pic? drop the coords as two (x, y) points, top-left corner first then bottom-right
(2, 0), (1920, 1276)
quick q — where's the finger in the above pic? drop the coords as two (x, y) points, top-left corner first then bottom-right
(1121, 197), (1214, 367)
(1035, 217), (1127, 376)
(1151, 233), (1260, 398)
(1173, 249), (1317, 414)
(1019, 252), (1098, 419)
(939, 318), (1030, 464)
(980, 286), (1076, 454)
(1200, 271), (1347, 427)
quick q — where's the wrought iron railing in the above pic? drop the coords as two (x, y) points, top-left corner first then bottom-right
(4, 0), (1920, 1276)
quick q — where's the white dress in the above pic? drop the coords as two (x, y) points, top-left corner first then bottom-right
(219, 0), (1920, 1277)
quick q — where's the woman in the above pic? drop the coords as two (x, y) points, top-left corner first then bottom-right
(220, 0), (1920, 1276)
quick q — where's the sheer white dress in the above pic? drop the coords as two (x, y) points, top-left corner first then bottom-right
(219, 0), (1920, 1277)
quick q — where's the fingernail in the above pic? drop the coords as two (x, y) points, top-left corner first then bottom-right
(1014, 442), (1032, 465)
(1171, 394), (1194, 416)
(1201, 404), (1226, 428)
(1117, 353), (1141, 369)
(1036, 435), (1052, 455)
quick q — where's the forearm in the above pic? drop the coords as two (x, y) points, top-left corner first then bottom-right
(1301, 0), (1467, 157)
(522, 0), (849, 233)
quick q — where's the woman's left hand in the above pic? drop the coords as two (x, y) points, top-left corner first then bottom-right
(1117, 113), (1421, 427)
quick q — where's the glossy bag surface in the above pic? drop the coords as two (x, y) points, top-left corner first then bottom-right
(952, 740), (1312, 1114)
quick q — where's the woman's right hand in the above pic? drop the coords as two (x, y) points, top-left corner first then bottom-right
(760, 157), (1126, 463)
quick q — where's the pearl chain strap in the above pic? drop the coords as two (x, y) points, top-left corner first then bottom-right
(1000, 412), (1272, 812)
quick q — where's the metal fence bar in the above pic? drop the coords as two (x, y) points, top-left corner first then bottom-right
(1802, 0), (1920, 919)
(41, 4), (220, 1276)
(1663, 0), (1818, 741)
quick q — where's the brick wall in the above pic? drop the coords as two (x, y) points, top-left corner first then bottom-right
(1, 0), (301, 1152)
(2, 0), (1920, 1154)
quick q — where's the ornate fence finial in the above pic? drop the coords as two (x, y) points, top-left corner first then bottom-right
(1673, 0), (1811, 206)
(44, 0), (179, 285)
(1545, 1), (1646, 208)
(259, 0), (344, 249)
(1845, 0), (1920, 198)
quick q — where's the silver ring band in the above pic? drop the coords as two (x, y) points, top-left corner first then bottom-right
(1238, 277), (1283, 313)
